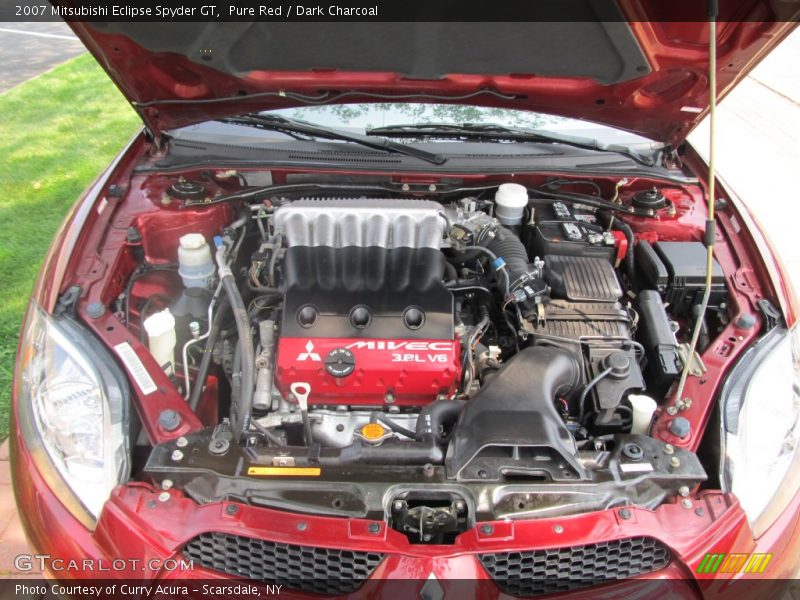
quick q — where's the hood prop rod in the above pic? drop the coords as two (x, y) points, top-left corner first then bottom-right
(672, 2), (719, 412)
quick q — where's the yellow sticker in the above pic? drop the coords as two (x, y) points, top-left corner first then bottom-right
(247, 467), (321, 477)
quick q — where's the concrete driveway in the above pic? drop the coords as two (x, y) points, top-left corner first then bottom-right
(0, 21), (85, 92)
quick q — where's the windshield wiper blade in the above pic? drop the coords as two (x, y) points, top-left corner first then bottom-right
(218, 114), (447, 165)
(367, 122), (663, 167)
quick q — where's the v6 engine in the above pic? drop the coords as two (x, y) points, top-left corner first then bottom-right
(272, 199), (461, 407)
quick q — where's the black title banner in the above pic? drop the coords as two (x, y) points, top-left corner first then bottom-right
(2, 0), (800, 22)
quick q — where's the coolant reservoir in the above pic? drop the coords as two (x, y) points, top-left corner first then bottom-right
(494, 183), (529, 226)
(177, 233), (215, 288)
(143, 308), (177, 375)
(628, 394), (658, 435)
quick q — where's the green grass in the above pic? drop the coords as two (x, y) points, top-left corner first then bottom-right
(0, 53), (141, 438)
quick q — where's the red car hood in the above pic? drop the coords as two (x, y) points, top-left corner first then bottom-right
(68, 8), (798, 146)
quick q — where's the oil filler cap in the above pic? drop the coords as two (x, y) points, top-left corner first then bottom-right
(325, 348), (356, 378)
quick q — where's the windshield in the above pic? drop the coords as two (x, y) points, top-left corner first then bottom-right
(268, 103), (654, 144)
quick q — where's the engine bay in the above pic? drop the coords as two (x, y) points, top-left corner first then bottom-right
(86, 166), (767, 541)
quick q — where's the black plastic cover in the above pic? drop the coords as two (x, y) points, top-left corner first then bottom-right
(281, 246), (454, 339)
(635, 240), (669, 295)
(446, 346), (585, 481)
(587, 347), (645, 413)
(528, 300), (631, 341)
(637, 289), (683, 394)
(638, 241), (726, 314)
(545, 255), (622, 302)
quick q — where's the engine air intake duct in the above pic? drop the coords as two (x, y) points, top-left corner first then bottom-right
(446, 346), (586, 481)
(483, 225), (530, 281)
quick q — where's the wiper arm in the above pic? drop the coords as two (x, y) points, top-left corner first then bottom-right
(218, 114), (447, 165)
(367, 122), (663, 167)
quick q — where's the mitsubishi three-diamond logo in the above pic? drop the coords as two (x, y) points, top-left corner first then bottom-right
(297, 340), (322, 362)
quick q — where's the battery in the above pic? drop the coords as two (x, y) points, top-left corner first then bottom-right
(526, 201), (616, 261)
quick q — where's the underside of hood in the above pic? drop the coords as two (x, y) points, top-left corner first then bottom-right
(67, 3), (799, 146)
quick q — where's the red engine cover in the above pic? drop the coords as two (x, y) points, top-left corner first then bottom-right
(275, 338), (461, 406)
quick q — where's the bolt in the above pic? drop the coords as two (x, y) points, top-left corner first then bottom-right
(401, 183), (410, 191)
(422, 463), (435, 478)
(670, 456), (681, 469)
(695, 507), (705, 517)
(368, 523), (381, 534)
(618, 508), (632, 520)
(455, 501), (466, 512)
(171, 449), (184, 462)
(225, 504), (239, 515)
(161, 479), (173, 491)
(678, 486), (690, 497)
(480, 524), (494, 535)
(669, 417), (692, 439)
(158, 491), (170, 503)
(175, 436), (188, 448)
(384, 392), (396, 404)
(666, 406), (678, 416)
(158, 409), (181, 432)
(393, 500), (405, 512)
(296, 521), (308, 531)
(664, 444), (675, 455)
(86, 302), (106, 319)
(553, 525), (564, 534)
(681, 499), (693, 509)
(147, 500), (157, 509)
(428, 184), (437, 192)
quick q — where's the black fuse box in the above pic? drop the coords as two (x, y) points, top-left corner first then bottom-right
(637, 241), (726, 315)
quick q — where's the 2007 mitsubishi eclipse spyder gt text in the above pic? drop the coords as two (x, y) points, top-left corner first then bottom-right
(10, 8), (800, 598)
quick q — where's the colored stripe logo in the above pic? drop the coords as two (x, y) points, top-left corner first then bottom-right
(697, 553), (772, 574)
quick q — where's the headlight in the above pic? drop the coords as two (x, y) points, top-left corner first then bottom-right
(15, 303), (130, 527)
(722, 324), (800, 538)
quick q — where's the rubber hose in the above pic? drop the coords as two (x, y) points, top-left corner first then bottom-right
(614, 220), (637, 292)
(443, 261), (458, 283)
(483, 226), (529, 280)
(222, 273), (255, 439)
(415, 400), (463, 442)
(370, 413), (417, 440)
(188, 299), (228, 411)
(334, 438), (446, 465)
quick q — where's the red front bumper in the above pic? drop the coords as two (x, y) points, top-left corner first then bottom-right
(9, 410), (800, 598)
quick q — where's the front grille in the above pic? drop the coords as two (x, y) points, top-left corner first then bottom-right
(478, 536), (670, 596)
(183, 532), (385, 595)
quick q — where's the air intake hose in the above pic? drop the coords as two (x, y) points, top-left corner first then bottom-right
(483, 226), (529, 282)
(416, 400), (463, 443)
(445, 345), (587, 480)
